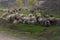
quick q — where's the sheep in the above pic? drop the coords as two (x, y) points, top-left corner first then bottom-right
(19, 14), (37, 24)
(19, 13), (26, 17)
(6, 13), (20, 23)
(38, 17), (51, 27)
(38, 17), (46, 25)
(21, 16), (30, 24)
(4, 12), (54, 27)
(17, 14), (28, 23)
(28, 13), (33, 17)
(35, 13), (42, 23)
(2, 9), (16, 19)
(14, 13), (36, 24)
(44, 19), (51, 27)
(28, 15), (37, 24)
(48, 15), (57, 25)
(18, 19), (23, 23)
(56, 18), (60, 26)
(1, 11), (9, 19)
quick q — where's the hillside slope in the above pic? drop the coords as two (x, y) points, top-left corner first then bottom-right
(41, 0), (60, 13)
(0, 0), (18, 8)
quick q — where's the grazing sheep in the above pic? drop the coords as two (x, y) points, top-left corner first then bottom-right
(28, 13), (33, 17)
(19, 14), (26, 17)
(1, 12), (9, 19)
(38, 18), (46, 25)
(44, 19), (51, 27)
(21, 16), (30, 24)
(3, 9), (58, 27)
(6, 13), (20, 23)
(17, 14), (28, 23)
(48, 15), (57, 25)
(18, 18), (23, 23)
(29, 16), (37, 24)
(35, 13), (42, 23)
(56, 18), (60, 26)
(38, 17), (51, 27)
(19, 14), (37, 24)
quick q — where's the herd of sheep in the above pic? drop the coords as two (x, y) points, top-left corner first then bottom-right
(1, 8), (60, 27)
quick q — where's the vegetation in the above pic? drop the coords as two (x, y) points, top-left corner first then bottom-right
(16, 24), (60, 40)
(16, 24), (45, 35)
(16, 0), (37, 6)
(16, 0), (23, 6)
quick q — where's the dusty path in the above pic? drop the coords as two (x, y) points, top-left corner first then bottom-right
(0, 32), (37, 40)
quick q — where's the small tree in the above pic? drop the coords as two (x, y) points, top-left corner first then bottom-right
(16, 0), (23, 6)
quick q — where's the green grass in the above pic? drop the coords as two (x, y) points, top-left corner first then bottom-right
(16, 24), (45, 32)
(16, 24), (45, 37)
(16, 24), (60, 38)
(16, 23), (60, 32)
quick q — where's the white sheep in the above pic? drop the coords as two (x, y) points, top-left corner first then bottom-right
(29, 16), (37, 24)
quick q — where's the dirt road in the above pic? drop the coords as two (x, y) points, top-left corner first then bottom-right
(0, 32), (37, 40)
